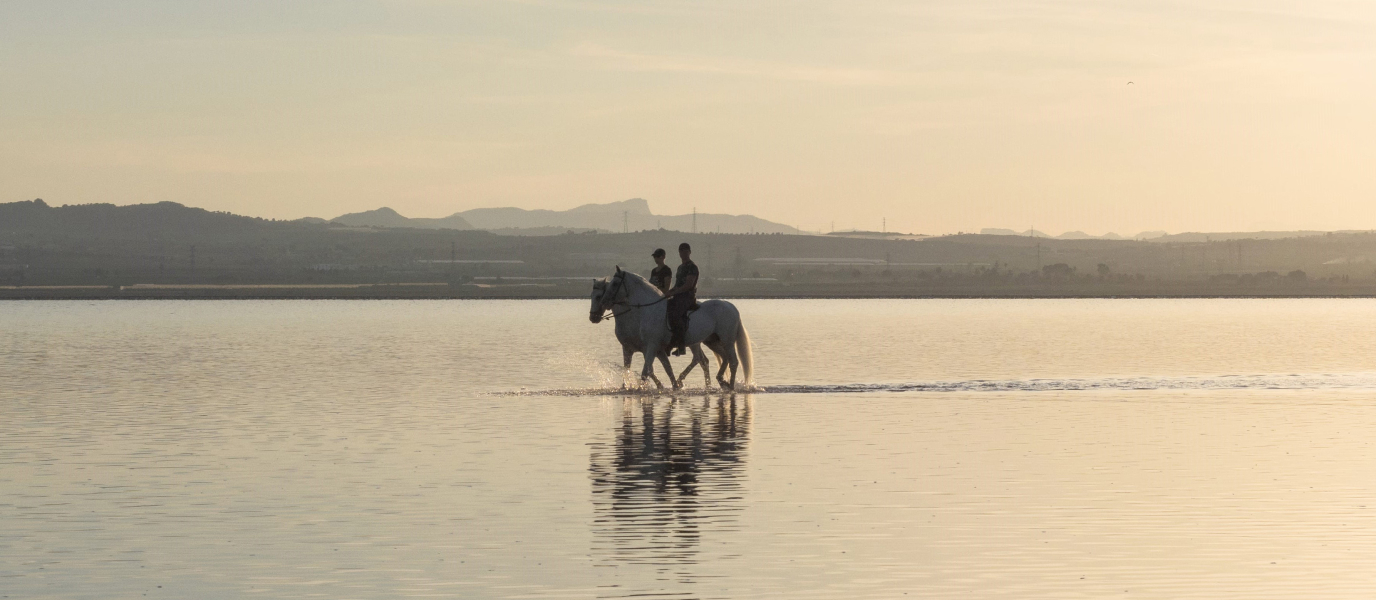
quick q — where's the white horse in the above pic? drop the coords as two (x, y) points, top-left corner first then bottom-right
(590, 267), (753, 390)
(589, 277), (682, 389)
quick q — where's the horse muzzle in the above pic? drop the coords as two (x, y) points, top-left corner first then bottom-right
(589, 312), (603, 324)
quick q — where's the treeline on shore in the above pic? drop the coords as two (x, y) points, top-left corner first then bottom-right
(4, 198), (1376, 298)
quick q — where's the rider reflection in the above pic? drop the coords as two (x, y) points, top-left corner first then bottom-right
(589, 395), (751, 570)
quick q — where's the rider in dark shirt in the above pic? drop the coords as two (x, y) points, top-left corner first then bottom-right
(665, 242), (698, 356)
(649, 248), (672, 295)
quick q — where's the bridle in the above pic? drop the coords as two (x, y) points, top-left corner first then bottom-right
(592, 270), (670, 322)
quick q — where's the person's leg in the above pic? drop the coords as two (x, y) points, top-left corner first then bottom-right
(668, 300), (688, 355)
(676, 297), (697, 354)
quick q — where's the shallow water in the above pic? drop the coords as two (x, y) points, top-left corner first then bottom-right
(5, 299), (1376, 598)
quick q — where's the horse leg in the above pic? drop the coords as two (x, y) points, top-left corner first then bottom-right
(678, 345), (703, 389)
(676, 357), (696, 389)
(622, 346), (634, 388)
(658, 351), (680, 389)
(642, 350), (663, 389)
(703, 343), (726, 389)
(707, 342), (728, 389)
(694, 345), (712, 389)
(718, 344), (739, 391)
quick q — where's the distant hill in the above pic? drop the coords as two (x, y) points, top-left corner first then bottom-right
(1146, 231), (1356, 243)
(980, 228), (1056, 238)
(331, 207), (473, 230)
(979, 228), (1163, 241)
(0, 198), (308, 239)
(9, 197), (1376, 296)
(326, 198), (797, 234)
(455, 198), (652, 230)
(485, 226), (608, 236)
(976, 229), (1376, 242)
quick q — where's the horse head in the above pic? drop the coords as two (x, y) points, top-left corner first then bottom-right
(589, 278), (609, 323)
(590, 267), (637, 323)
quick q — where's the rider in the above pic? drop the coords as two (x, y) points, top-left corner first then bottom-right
(649, 248), (672, 295)
(664, 242), (698, 356)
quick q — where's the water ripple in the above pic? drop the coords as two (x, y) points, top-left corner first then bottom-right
(507, 372), (1376, 397)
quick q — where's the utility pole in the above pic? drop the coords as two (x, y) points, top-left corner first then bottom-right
(883, 218), (886, 234)
(623, 211), (628, 234)
(692, 207), (697, 234)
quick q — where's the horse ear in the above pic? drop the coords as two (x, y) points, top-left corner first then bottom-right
(615, 265), (622, 273)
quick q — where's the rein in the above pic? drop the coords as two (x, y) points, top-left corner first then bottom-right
(595, 273), (670, 320)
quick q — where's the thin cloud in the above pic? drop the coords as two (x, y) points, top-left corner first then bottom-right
(7, 138), (527, 175)
(569, 42), (913, 86)
(492, 0), (738, 17)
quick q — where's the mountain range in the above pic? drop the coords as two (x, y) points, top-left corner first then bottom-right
(324, 198), (799, 234)
(976, 228), (1361, 243)
(0, 199), (291, 239)
(328, 207), (476, 230)
(980, 228), (1146, 240)
(3, 197), (1362, 246)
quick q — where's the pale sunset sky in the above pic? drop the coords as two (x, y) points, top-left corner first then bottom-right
(2, 0), (1374, 235)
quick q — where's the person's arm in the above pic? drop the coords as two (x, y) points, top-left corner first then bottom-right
(666, 274), (697, 297)
(652, 268), (671, 294)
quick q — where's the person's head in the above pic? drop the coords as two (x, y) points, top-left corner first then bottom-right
(678, 242), (692, 261)
(652, 248), (666, 265)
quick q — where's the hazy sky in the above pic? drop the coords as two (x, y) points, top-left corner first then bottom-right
(3, 1), (1374, 235)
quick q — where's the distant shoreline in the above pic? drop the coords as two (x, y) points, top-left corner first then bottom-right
(6, 285), (1376, 301)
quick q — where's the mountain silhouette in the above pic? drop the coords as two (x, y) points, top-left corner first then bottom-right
(0, 199), (306, 239)
(330, 207), (473, 230)
(327, 198), (796, 234)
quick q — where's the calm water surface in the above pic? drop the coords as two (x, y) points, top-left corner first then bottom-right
(5, 299), (1376, 599)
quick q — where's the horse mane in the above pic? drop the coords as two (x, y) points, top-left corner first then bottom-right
(617, 270), (664, 298)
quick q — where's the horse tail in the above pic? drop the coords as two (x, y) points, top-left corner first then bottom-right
(735, 320), (753, 385)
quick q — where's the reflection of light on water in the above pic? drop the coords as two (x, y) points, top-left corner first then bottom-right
(589, 395), (751, 583)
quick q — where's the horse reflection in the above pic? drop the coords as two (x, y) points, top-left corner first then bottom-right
(589, 395), (751, 569)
